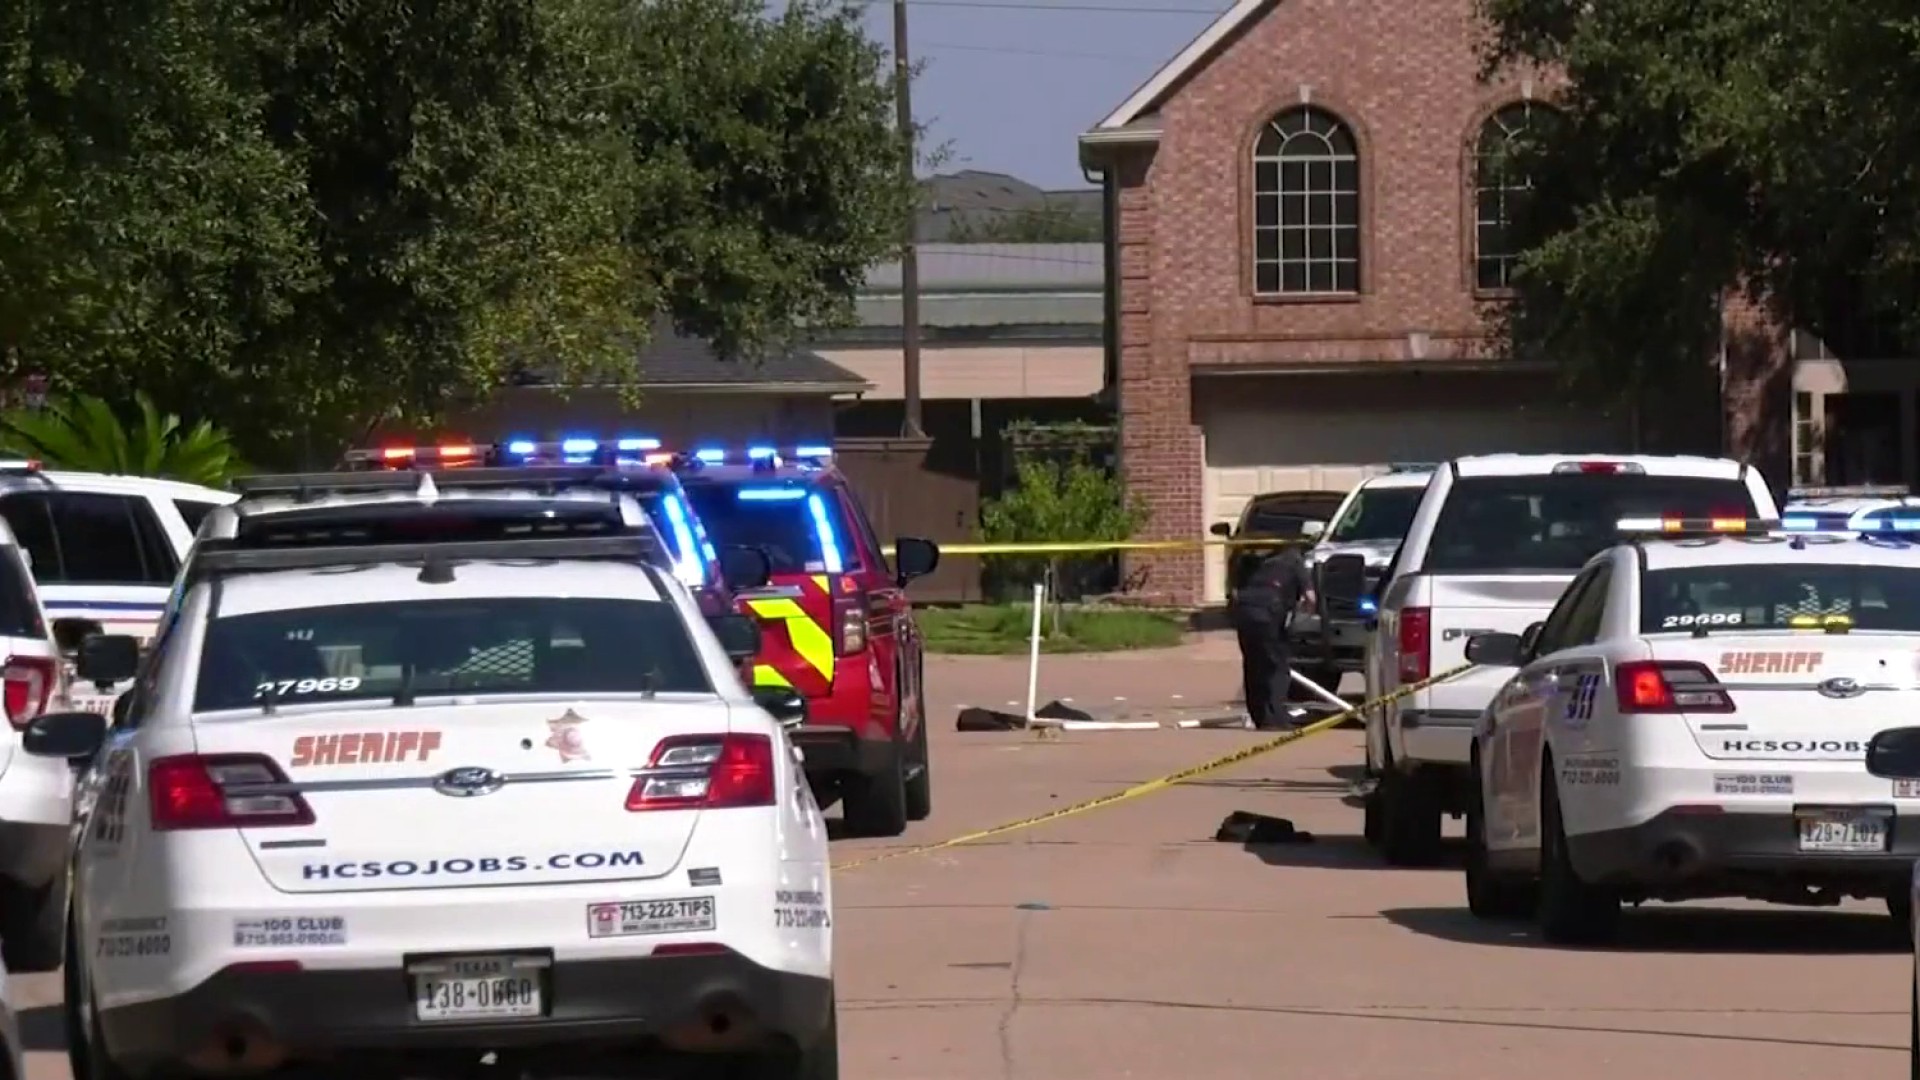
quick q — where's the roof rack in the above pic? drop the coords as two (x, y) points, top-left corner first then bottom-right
(184, 535), (656, 588)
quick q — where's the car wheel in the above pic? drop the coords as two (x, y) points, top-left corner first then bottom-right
(1890, 886), (1915, 946)
(746, 995), (838, 1080)
(64, 914), (132, 1080)
(903, 688), (932, 823)
(1362, 784), (1383, 848)
(1378, 764), (1443, 867)
(0, 867), (69, 973)
(840, 734), (908, 839)
(1464, 755), (1534, 920)
(1536, 764), (1620, 946)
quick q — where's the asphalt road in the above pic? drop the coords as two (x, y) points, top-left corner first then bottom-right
(16, 634), (1913, 1078)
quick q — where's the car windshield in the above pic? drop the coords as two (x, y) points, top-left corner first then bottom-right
(193, 597), (710, 712)
(1424, 474), (1758, 573)
(683, 483), (853, 574)
(1327, 486), (1424, 543)
(1242, 500), (1331, 537)
(1642, 562), (1920, 633)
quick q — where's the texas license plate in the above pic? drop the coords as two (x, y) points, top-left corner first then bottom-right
(1796, 810), (1890, 853)
(409, 954), (547, 1022)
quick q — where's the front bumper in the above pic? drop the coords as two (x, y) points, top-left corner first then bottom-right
(99, 949), (833, 1074)
(1569, 807), (1920, 896)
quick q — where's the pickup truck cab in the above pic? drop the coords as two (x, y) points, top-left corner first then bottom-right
(1347, 454), (1779, 865)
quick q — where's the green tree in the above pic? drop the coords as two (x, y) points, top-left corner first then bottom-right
(595, 0), (915, 360)
(0, 392), (244, 486)
(1476, 0), (1920, 462)
(946, 205), (1101, 243)
(980, 454), (1147, 632)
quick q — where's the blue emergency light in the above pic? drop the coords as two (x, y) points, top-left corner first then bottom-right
(1617, 514), (1920, 537)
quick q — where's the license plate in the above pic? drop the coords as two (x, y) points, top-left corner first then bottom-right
(1796, 811), (1890, 853)
(409, 954), (547, 1022)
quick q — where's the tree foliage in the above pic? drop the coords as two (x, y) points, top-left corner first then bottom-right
(1477, 0), (1920, 439)
(0, 392), (243, 485)
(980, 453), (1147, 622)
(0, 0), (908, 464)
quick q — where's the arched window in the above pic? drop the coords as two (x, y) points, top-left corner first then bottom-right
(1252, 107), (1360, 295)
(1473, 102), (1553, 291)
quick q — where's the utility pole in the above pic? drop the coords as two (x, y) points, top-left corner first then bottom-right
(893, 0), (925, 438)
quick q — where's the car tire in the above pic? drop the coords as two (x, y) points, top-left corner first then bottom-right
(747, 995), (839, 1080)
(1909, 964), (1917, 1080)
(903, 690), (932, 823)
(1464, 757), (1534, 920)
(1362, 784), (1383, 849)
(1889, 886), (1914, 946)
(1378, 763), (1443, 867)
(0, 868), (68, 974)
(64, 914), (132, 1080)
(841, 737), (908, 839)
(1536, 767), (1620, 946)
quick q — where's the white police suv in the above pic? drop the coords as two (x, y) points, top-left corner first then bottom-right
(31, 466), (838, 1080)
(1464, 514), (1920, 945)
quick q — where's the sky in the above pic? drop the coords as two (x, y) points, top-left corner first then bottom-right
(851, 0), (1230, 190)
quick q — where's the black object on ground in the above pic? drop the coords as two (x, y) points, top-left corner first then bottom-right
(1214, 810), (1315, 844)
(1033, 699), (1094, 723)
(956, 706), (1026, 732)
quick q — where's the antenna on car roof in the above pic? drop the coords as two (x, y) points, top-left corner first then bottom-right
(418, 552), (457, 585)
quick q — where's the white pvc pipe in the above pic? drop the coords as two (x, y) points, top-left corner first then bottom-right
(1024, 581), (1045, 725)
(1031, 719), (1162, 732)
(1288, 667), (1349, 710)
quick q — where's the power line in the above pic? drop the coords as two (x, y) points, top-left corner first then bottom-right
(897, 0), (1226, 14)
(919, 40), (1160, 61)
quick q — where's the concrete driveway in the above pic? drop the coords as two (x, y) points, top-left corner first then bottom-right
(14, 635), (1911, 1078)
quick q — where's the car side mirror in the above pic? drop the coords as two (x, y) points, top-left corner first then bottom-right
(709, 614), (763, 663)
(1868, 727), (1920, 779)
(1464, 632), (1523, 667)
(1209, 522), (1234, 538)
(76, 634), (140, 687)
(1519, 620), (1545, 660)
(751, 686), (807, 728)
(22, 710), (108, 761)
(894, 536), (940, 586)
(1317, 553), (1368, 607)
(718, 546), (772, 591)
(51, 617), (104, 657)
(1300, 520), (1326, 539)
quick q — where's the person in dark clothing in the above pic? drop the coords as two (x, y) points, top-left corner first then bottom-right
(1230, 544), (1316, 729)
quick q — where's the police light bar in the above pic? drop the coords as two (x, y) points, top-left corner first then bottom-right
(1615, 516), (1776, 535)
(497, 436), (667, 467)
(343, 444), (491, 469)
(1386, 462), (1436, 474)
(675, 445), (834, 469)
(1781, 512), (1920, 532)
(0, 459), (41, 474)
(1788, 484), (1910, 499)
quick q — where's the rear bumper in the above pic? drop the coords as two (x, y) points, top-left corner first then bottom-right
(790, 724), (895, 778)
(1398, 709), (1479, 767)
(1569, 808), (1920, 893)
(99, 949), (833, 1073)
(1287, 615), (1367, 672)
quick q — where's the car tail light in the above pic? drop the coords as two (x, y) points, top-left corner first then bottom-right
(1398, 607), (1430, 682)
(1614, 660), (1734, 714)
(627, 734), (775, 811)
(2, 656), (55, 729)
(149, 755), (315, 831)
(832, 597), (867, 655)
(1553, 461), (1645, 475)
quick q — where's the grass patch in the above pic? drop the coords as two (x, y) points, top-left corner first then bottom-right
(918, 604), (1187, 655)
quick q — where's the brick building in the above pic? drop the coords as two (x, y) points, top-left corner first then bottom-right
(1076, 0), (1737, 606)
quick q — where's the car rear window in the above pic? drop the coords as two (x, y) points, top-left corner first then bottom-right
(0, 549), (42, 639)
(683, 483), (853, 575)
(193, 597), (710, 712)
(1424, 474), (1758, 573)
(1327, 486), (1424, 543)
(1642, 561), (1920, 633)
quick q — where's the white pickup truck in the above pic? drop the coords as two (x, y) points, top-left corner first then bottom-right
(1337, 454), (1780, 865)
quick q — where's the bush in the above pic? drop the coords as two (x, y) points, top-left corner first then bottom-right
(978, 453), (1148, 629)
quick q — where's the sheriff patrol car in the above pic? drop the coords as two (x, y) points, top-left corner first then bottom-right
(31, 467), (839, 1080)
(1463, 514), (1920, 945)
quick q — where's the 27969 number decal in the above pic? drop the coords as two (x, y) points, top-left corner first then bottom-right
(254, 676), (363, 699)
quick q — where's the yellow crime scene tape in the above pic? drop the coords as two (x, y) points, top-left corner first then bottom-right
(880, 538), (1310, 556)
(830, 661), (1476, 873)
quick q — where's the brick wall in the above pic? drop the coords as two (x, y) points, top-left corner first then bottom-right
(1102, 0), (1567, 604)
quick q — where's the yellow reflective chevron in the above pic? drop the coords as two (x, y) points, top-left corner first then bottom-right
(752, 664), (793, 688)
(812, 574), (830, 595)
(744, 597), (835, 683)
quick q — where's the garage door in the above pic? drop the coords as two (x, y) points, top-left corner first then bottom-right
(1195, 371), (1631, 603)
